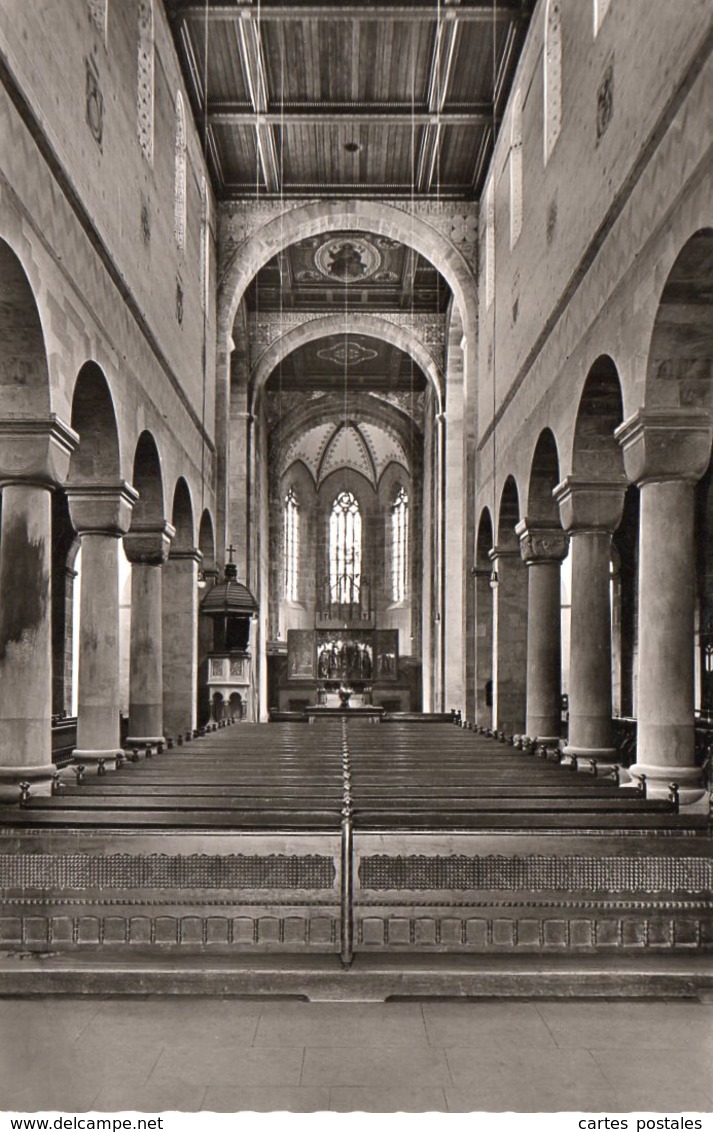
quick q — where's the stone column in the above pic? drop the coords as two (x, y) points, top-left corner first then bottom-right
(162, 547), (201, 739)
(0, 418), (77, 800)
(197, 566), (219, 727)
(616, 408), (713, 802)
(516, 520), (569, 743)
(66, 484), (138, 769)
(554, 477), (626, 763)
(473, 565), (494, 727)
(124, 522), (174, 748)
(489, 546), (527, 734)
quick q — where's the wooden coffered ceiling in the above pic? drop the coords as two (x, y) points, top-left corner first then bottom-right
(165, 0), (534, 199)
(265, 334), (428, 394)
(246, 230), (449, 311)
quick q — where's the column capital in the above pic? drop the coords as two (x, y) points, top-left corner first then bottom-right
(66, 482), (139, 537)
(0, 415), (79, 488)
(123, 521), (176, 565)
(169, 547), (203, 565)
(488, 545), (520, 563)
(515, 519), (568, 564)
(554, 476), (627, 533)
(615, 408), (713, 486)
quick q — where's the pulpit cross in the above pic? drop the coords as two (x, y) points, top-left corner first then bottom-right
(226, 544), (237, 564)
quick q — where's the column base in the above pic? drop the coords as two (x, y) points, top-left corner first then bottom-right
(0, 764), (55, 802)
(125, 735), (165, 752)
(72, 748), (123, 770)
(629, 762), (705, 805)
(562, 745), (618, 765)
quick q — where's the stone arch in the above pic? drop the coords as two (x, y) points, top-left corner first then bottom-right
(643, 229), (713, 721)
(68, 362), (121, 484)
(645, 228), (713, 411)
(572, 355), (625, 479)
(527, 428), (561, 521)
(319, 467), (376, 502)
(0, 237), (51, 419)
(497, 475), (521, 548)
(171, 477), (195, 551)
(252, 315), (444, 410)
(130, 430), (165, 527)
(198, 508), (216, 572)
(493, 475), (527, 733)
(220, 200), (476, 339)
(476, 507), (494, 564)
(474, 507), (495, 724)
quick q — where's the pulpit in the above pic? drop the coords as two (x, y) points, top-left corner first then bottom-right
(200, 558), (259, 721)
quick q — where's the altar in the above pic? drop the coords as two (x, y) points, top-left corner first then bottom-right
(268, 628), (420, 715)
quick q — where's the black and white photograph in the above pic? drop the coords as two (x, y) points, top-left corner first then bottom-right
(0, 0), (711, 1119)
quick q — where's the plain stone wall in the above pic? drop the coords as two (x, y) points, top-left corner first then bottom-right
(475, 0), (713, 524)
(0, 0), (217, 518)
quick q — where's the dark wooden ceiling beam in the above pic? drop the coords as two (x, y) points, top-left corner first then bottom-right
(172, 3), (524, 23)
(234, 18), (281, 191)
(208, 106), (491, 126)
(417, 8), (460, 192)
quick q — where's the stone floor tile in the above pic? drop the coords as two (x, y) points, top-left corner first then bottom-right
(591, 1048), (713, 1108)
(3, 1077), (101, 1114)
(203, 1086), (330, 1112)
(92, 1076), (208, 1113)
(422, 1000), (557, 1049)
(301, 1044), (451, 1088)
(603, 1090), (713, 1114)
(0, 996), (102, 1042)
(536, 1001), (713, 1051)
(445, 1084), (634, 1114)
(254, 1001), (428, 1047)
(329, 1086), (448, 1112)
(84, 998), (260, 1047)
(445, 1045), (611, 1111)
(149, 1044), (304, 1088)
(0, 1041), (161, 1097)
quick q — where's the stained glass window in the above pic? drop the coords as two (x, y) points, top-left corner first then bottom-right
(283, 488), (299, 601)
(330, 491), (361, 604)
(391, 488), (409, 602)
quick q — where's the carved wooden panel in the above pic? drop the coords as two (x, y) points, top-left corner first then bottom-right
(0, 853), (336, 891)
(358, 854), (713, 893)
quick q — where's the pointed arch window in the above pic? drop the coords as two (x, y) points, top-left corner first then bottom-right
(283, 488), (300, 602)
(200, 176), (210, 312)
(137, 0), (154, 163)
(330, 491), (361, 605)
(174, 93), (187, 250)
(391, 488), (409, 603)
(484, 176), (495, 310)
(510, 89), (523, 248)
(544, 0), (562, 163)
